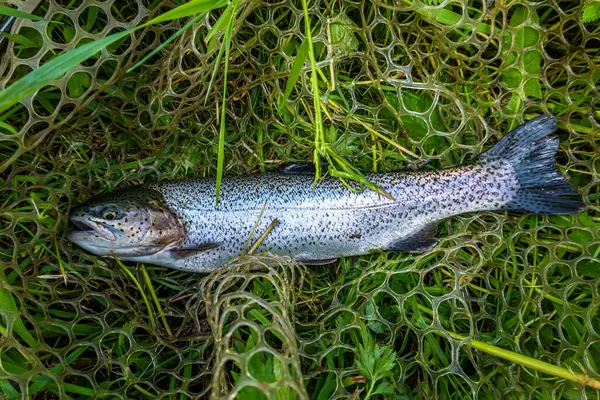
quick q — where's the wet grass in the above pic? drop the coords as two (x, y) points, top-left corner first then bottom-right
(0, 0), (600, 399)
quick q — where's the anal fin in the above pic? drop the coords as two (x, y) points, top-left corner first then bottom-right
(386, 223), (438, 253)
(298, 258), (338, 266)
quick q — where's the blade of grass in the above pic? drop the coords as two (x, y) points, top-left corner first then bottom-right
(0, 5), (55, 23)
(204, 0), (237, 105)
(128, 13), (205, 73)
(0, 0), (230, 114)
(204, 31), (228, 105)
(248, 218), (280, 254)
(0, 269), (38, 348)
(205, 2), (236, 48)
(62, 383), (95, 396)
(449, 332), (600, 389)
(344, 112), (420, 160)
(54, 239), (67, 284)
(300, 0), (325, 183)
(215, 0), (238, 204)
(113, 254), (157, 329)
(0, 31), (40, 47)
(140, 265), (173, 338)
(0, 120), (17, 134)
(326, 151), (393, 199)
(28, 345), (88, 395)
(243, 199), (268, 254)
(0, 29), (131, 114)
(139, 0), (228, 27)
(134, 384), (158, 397)
(278, 38), (308, 114)
(0, 380), (20, 400)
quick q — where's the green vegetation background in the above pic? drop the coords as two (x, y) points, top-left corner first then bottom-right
(0, 0), (599, 399)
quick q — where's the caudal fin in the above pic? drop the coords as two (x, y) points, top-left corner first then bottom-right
(478, 115), (585, 215)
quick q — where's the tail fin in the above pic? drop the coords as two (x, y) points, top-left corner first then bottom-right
(478, 115), (585, 215)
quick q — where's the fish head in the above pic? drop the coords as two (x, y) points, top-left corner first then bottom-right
(67, 187), (185, 258)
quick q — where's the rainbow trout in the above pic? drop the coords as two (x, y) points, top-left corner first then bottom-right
(68, 115), (584, 272)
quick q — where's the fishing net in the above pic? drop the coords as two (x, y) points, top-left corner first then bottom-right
(0, 0), (599, 398)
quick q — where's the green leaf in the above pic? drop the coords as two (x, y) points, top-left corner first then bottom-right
(400, 115), (428, 138)
(582, 1), (600, 24)
(576, 259), (600, 278)
(504, 51), (518, 67)
(500, 68), (522, 89)
(523, 50), (542, 74)
(355, 324), (397, 398)
(0, 29), (131, 114)
(524, 79), (542, 98)
(373, 382), (394, 395)
(577, 212), (600, 227)
(0, 5), (55, 23)
(504, 93), (523, 115)
(509, 5), (528, 26)
(330, 14), (360, 56)
(279, 38), (308, 112)
(515, 27), (539, 48)
(67, 72), (91, 98)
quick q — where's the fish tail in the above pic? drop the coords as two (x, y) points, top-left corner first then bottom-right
(478, 114), (585, 214)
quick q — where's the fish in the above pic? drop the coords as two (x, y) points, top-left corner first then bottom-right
(67, 115), (585, 272)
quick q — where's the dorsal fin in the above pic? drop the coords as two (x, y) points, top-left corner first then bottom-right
(279, 161), (328, 175)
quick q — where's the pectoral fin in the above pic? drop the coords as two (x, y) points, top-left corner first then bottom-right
(386, 223), (438, 253)
(171, 243), (220, 259)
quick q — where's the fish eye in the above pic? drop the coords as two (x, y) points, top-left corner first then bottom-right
(101, 207), (121, 221)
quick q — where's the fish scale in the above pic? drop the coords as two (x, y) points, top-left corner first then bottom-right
(68, 116), (585, 272)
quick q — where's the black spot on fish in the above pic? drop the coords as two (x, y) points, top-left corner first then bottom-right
(349, 233), (361, 239)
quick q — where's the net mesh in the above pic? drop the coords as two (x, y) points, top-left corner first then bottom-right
(0, 0), (599, 398)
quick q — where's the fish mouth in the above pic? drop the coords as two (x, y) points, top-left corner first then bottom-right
(68, 216), (117, 242)
(71, 219), (94, 232)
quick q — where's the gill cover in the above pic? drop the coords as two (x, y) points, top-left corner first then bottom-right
(68, 187), (185, 258)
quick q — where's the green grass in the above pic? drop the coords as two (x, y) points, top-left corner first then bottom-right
(1, 0), (600, 399)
